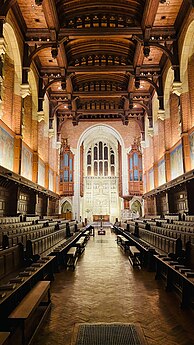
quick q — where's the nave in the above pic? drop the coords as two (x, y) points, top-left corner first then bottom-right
(33, 228), (194, 345)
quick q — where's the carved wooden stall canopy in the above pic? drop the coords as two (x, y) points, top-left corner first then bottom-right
(1, 0), (189, 132)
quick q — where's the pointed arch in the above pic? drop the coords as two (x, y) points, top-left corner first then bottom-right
(3, 22), (22, 95)
(180, 20), (194, 93)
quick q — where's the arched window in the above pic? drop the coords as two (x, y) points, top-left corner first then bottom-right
(128, 139), (143, 195)
(60, 139), (74, 196)
(129, 151), (142, 181)
(86, 141), (115, 177)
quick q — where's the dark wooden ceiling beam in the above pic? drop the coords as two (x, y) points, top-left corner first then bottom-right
(133, 42), (144, 69)
(42, 0), (60, 31)
(141, 0), (160, 30)
(75, 109), (144, 115)
(59, 27), (142, 38)
(41, 0), (73, 94)
(175, 0), (192, 37)
(72, 91), (127, 97)
(25, 27), (176, 42)
(67, 66), (134, 73)
(128, 0), (160, 107)
(49, 91), (150, 99)
(40, 65), (161, 76)
(41, 0), (67, 67)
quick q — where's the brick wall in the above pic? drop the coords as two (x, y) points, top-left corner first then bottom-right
(60, 118), (141, 149)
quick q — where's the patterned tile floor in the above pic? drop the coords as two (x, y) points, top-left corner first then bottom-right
(33, 229), (194, 345)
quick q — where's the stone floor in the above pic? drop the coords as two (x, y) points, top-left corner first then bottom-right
(33, 229), (194, 345)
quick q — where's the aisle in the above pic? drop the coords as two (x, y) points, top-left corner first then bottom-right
(33, 229), (194, 345)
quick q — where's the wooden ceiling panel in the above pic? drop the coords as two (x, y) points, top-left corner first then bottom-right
(72, 73), (129, 92)
(65, 38), (135, 65)
(17, 0), (48, 28)
(56, 0), (146, 27)
(13, 0), (188, 123)
(143, 47), (163, 65)
(153, 0), (183, 27)
(38, 49), (58, 67)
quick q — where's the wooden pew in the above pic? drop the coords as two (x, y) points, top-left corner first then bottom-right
(0, 244), (24, 281)
(66, 247), (78, 270)
(128, 246), (141, 267)
(2, 225), (56, 249)
(0, 217), (20, 225)
(116, 235), (130, 253)
(25, 228), (66, 259)
(0, 256), (55, 323)
(137, 227), (177, 255)
(114, 226), (157, 270)
(147, 224), (194, 248)
(8, 281), (51, 345)
(164, 214), (179, 222)
(0, 332), (10, 345)
(80, 230), (90, 245)
(47, 228), (89, 269)
(154, 253), (194, 309)
(185, 215), (194, 222)
(74, 238), (85, 255)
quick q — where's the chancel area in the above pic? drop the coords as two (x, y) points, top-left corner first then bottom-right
(1, 0), (194, 344)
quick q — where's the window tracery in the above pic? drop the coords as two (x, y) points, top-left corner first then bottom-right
(60, 139), (74, 196)
(128, 138), (143, 195)
(86, 141), (116, 177)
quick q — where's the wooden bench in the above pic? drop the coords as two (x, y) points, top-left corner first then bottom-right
(26, 227), (66, 259)
(0, 256), (55, 322)
(0, 217), (20, 225)
(74, 238), (85, 255)
(128, 246), (141, 267)
(114, 226), (157, 270)
(0, 244), (24, 280)
(66, 247), (78, 269)
(117, 235), (130, 252)
(2, 224), (56, 249)
(154, 254), (194, 309)
(8, 281), (51, 345)
(49, 229), (89, 269)
(0, 332), (10, 345)
(137, 227), (177, 254)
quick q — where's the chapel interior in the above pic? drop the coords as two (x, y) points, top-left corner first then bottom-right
(1, 0), (194, 344)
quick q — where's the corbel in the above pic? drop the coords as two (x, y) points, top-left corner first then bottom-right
(72, 112), (79, 126)
(121, 111), (129, 126)
(143, 26), (151, 58)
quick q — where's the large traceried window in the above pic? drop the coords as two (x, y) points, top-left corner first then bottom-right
(86, 141), (115, 176)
